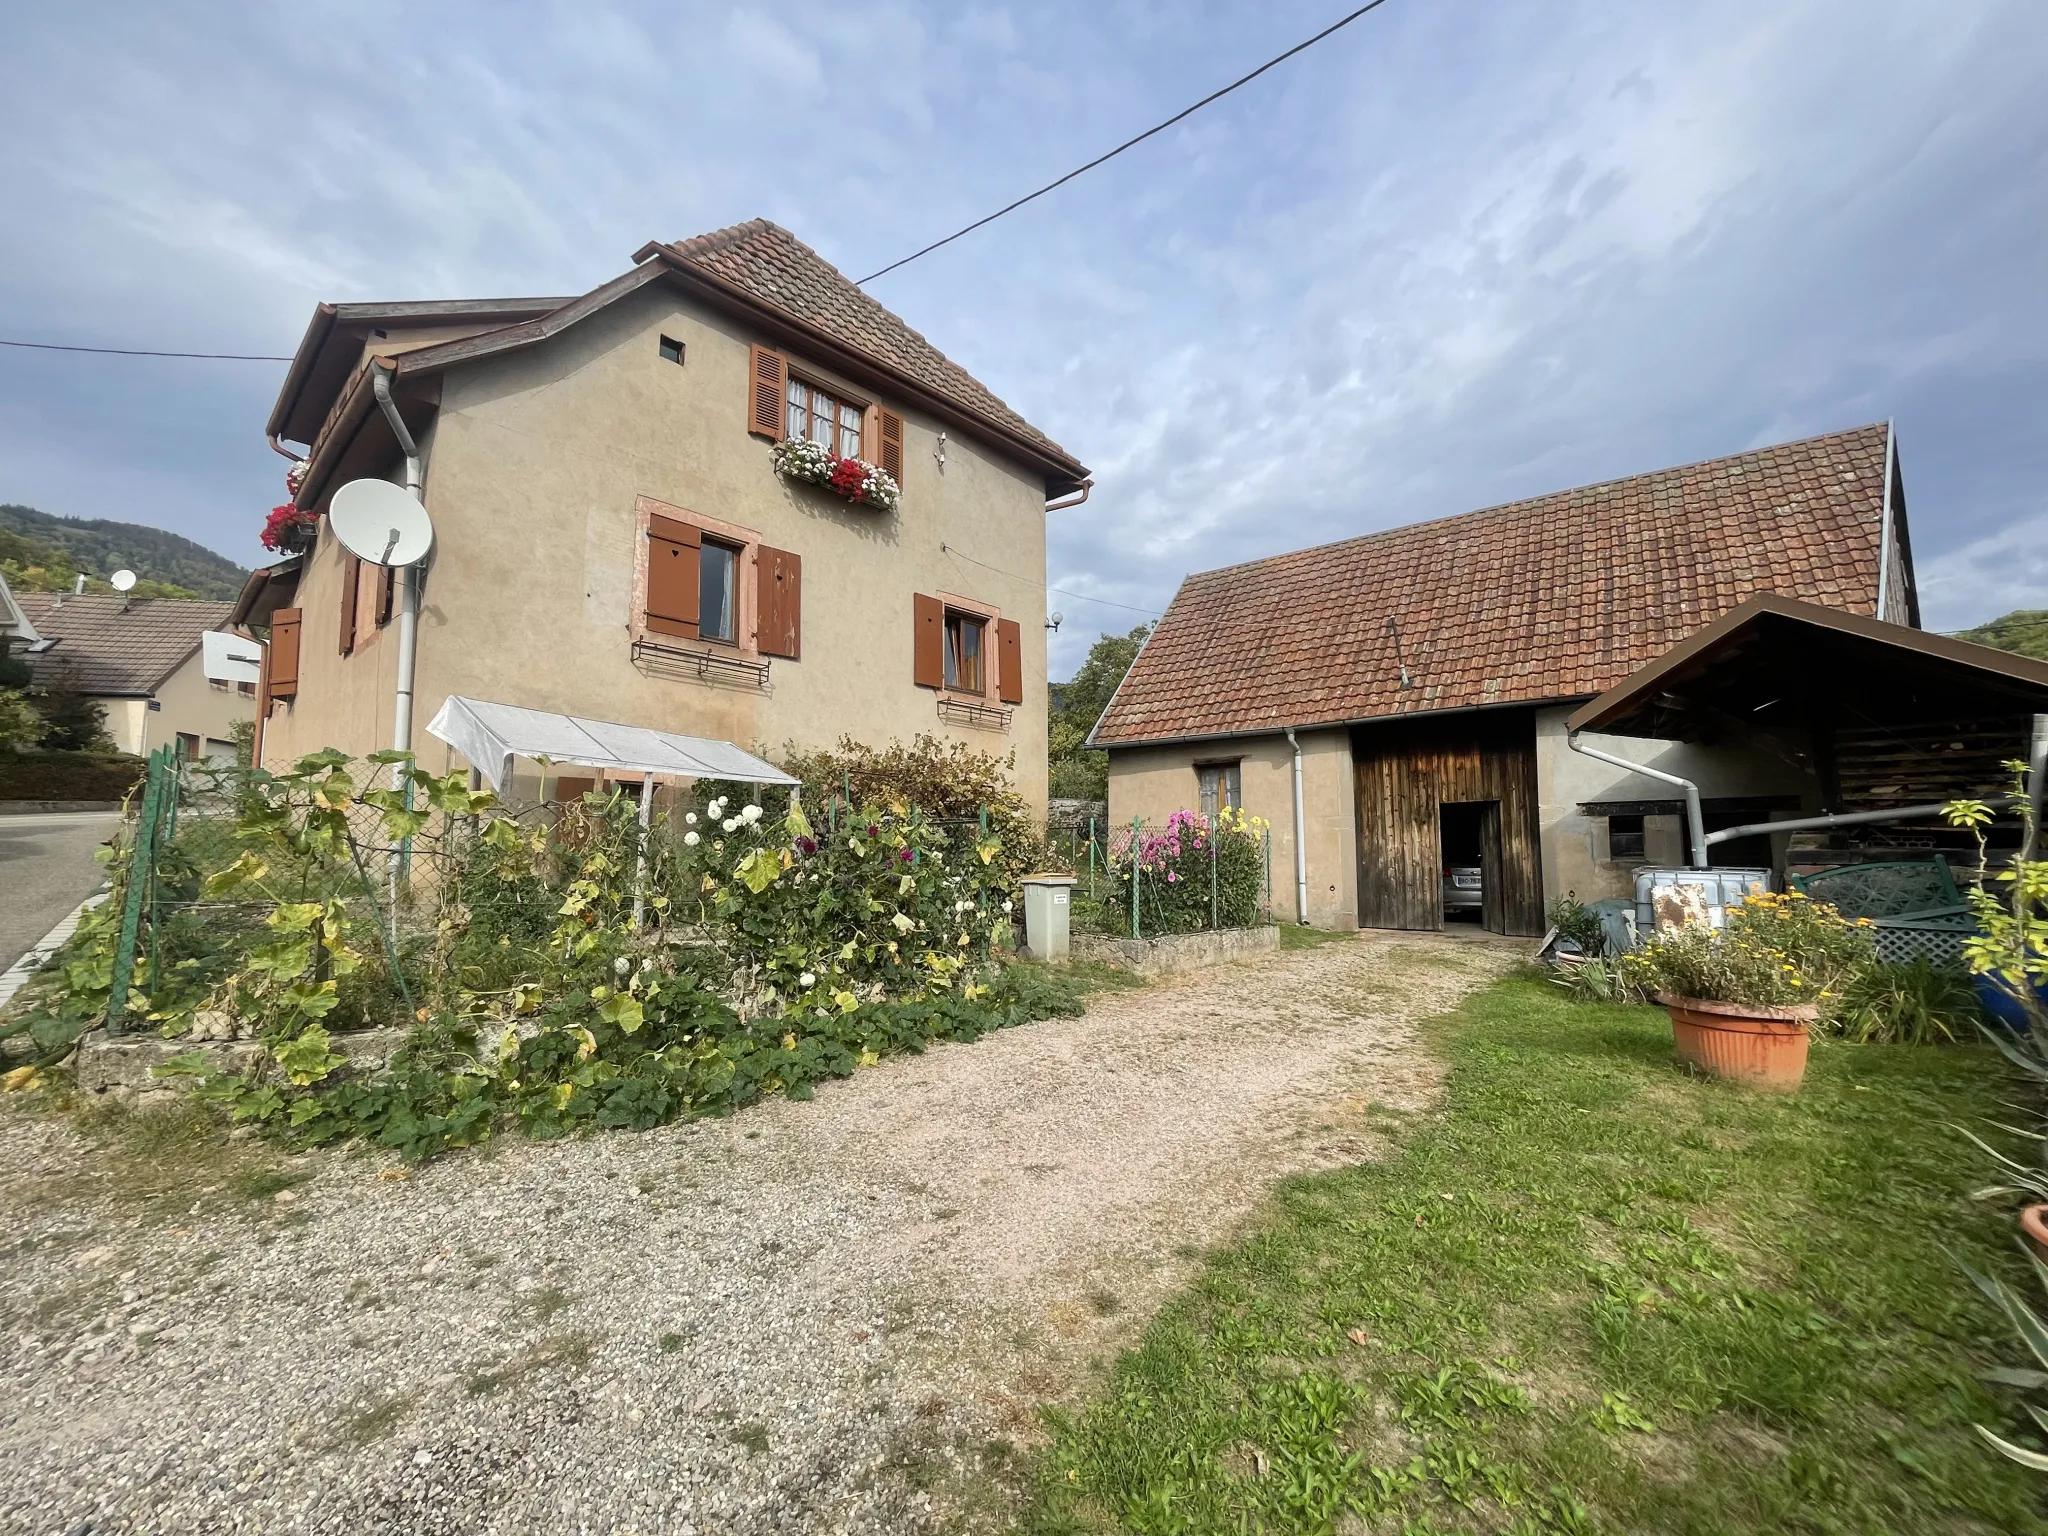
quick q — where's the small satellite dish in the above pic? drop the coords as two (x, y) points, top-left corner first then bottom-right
(328, 478), (434, 567)
(110, 569), (137, 592)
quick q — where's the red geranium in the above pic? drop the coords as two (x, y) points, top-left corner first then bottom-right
(828, 457), (867, 498)
(261, 503), (314, 552)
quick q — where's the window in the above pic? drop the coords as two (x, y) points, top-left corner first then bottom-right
(237, 680), (256, 696)
(659, 335), (684, 365)
(699, 538), (739, 645)
(786, 376), (864, 460)
(176, 732), (200, 759)
(943, 611), (985, 694)
(209, 677), (229, 692)
(1607, 814), (1646, 862)
(1197, 762), (1242, 821)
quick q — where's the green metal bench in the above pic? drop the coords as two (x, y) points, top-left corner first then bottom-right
(1789, 859), (1974, 966)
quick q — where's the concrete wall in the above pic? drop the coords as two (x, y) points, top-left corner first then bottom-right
(262, 280), (1051, 809)
(1533, 705), (1818, 903)
(99, 652), (254, 758)
(1106, 728), (1357, 928)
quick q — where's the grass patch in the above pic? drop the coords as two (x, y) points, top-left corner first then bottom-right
(464, 1329), (596, 1396)
(330, 1390), (418, 1449)
(1279, 924), (1354, 951)
(26, 1094), (302, 1218)
(1024, 975), (2046, 1534)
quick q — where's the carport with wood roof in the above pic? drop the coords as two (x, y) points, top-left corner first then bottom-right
(1565, 595), (2048, 875)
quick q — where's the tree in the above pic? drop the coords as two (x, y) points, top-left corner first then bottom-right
(0, 689), (42, 751)
(1957, 609), (2048, 663)
(33, 690), (112, 753)
(1047, 625), (1149, 802)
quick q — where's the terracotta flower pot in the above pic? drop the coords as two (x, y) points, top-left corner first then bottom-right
(2022, 1204), (2048, 1263)
(1659, 994), (1818, 1093)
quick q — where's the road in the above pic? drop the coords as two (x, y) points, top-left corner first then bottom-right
(0, 811), (119, 974)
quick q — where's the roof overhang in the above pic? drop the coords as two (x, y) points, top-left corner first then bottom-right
(230, 556), (304, 629)
(1566, 595), (2048, 740)
(426, 695), (801, 794)
(1091, 696), (1586, 752)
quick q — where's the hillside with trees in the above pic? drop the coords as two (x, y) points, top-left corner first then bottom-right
(1047, 624), (1149, 801)
(0, 503), (246, 601)
(1956, 608), (2048, 662)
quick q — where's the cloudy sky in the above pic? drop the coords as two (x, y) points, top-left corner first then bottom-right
(2, 0), (2043, 673)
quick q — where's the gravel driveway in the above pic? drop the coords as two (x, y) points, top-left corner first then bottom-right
(0, 930), (1517, 1535)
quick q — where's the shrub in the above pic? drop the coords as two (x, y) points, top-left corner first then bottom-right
(0, 749), (144, 802)
(1618, 891), (1873, 1018)
(1547, 893), (1606, 956)
(1833, 958), (1980, 1045)
(1099, 807), (1268, 935)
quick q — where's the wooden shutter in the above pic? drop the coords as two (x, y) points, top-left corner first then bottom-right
(376, 564), (396, 627)
(997, 618), (1023, 705)
(553, 776), (596, 804)
(913, 593), (944, 689)
(338, 553), (360, 655)
(646, 513), (701, 639)
(269, 608), (302, 700)
(757, 545), (801, 660)
(878, 408), (904, 483)
(747, 345), (786, 439)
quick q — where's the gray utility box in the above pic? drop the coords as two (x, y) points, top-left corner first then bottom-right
(1020, 874), (1079, 961)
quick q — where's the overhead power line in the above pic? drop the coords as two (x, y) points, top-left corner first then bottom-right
(856, 0), (1396, 285)
(941, 542), (1162, 617)
(0, 337), (291, 361)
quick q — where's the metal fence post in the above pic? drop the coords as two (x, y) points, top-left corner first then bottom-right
(1131, 816), (1142, 940)
(1211, 818), (1220, 931)
(107, 746), (170, 1032)
(1087, 815), (1096, 900)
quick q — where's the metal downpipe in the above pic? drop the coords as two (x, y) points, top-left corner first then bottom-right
(371, 365), (423, 764)
(1286, 728), (1309, 923)
(1567, 731), (1707, 869)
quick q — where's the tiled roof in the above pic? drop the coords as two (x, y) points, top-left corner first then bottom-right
(1093, 424), (1896, 747)
(661, 220), (1084, 474)
(15, 594), (234, 696)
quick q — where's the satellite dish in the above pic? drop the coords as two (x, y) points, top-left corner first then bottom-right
(328, 478), (434, 567)
(110, 569), (137, 592)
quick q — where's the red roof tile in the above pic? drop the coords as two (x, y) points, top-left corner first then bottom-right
(661, 220), (1083, 475)
(17, 594), (235, 696)
(1093, 424), (1897, 746)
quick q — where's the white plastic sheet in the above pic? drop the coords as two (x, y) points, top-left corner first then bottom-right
(424, 694), (798, 793)
(201, 630), (263, 685)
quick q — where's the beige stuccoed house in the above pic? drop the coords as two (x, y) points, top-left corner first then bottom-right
(246, 220), (1090, 806)
(16, 593), (253, 762)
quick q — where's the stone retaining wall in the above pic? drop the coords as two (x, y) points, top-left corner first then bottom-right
(1072, 924), (1279, 978)
(74, 1027), (411, 1097)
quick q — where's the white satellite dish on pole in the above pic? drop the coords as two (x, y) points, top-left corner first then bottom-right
(110, 569), (137, 592)
(328, 478), (434, 567)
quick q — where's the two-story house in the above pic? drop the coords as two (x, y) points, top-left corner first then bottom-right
(250, 220), (1091, 807)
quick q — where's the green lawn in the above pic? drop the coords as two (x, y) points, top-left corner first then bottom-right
(1024, 974), (2047, 1535)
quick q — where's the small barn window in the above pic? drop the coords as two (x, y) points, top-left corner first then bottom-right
(659, 335), (684, 365)
(1197, 762), (1242, 821)
(1607, 814), (1645, 862)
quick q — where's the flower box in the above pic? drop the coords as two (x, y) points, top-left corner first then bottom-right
(770, 437), (900, 513)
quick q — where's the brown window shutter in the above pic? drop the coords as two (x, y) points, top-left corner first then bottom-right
(376, 564), (396, 627)
(997, 618), (1023, 705)
(553, 776), (596, 805)
(913, 593), (944, 690)
(757, 545), (801, 660)
(747, 345), (786, 439)
(269, 608), (302, 700)
(878, 409), (904, 482)
(646, 513), (701, 639)
(338, 553), (360, 655)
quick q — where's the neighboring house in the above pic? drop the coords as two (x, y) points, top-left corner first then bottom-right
(0, 572), (41, 654)
(1091, 424), (1916, 935)
(253, 219), (1090, 808)
(15, 593), (252, 761)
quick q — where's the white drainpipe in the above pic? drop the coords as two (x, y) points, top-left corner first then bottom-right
(371, 365), (423, 766)
(1285, 728), (1309, 923)
(1567, 731), (1707, 869)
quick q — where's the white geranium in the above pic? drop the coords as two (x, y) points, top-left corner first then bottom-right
(799, 971), (816, 988)
(722, 817), (739, 833)
(683, 831), (700, 846)
(685, 812), (698, 825)
(741, 804), (762, 823)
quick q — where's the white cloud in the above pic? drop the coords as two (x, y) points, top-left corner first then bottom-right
(1918, 510), (2048, 632)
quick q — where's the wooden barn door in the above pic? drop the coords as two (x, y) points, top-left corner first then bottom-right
(1478, 800), (1508, 935)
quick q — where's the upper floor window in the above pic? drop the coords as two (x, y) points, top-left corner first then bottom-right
(787, 377), (864, 460)
(944, 610), (985, 694)
(700, 538), (739, 645)
(1607, 814), (1646, 862)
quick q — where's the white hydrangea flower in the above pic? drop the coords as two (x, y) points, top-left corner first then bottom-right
(683, 831), (699, 846)
(685, 812), (698, 825)
(741, 804), (762, 823)
(799, 971), (816, 988)
(1002, 899), (1014, 912)
(722, 817), (739, 833)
